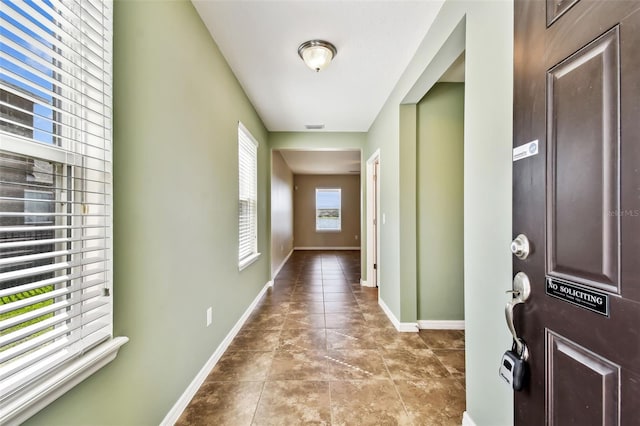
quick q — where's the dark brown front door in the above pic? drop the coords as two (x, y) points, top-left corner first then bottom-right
(513, 1), (640, 424)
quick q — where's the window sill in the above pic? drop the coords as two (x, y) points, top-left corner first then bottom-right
(239, 252), (261, 271)
(2, 336), (129, 425)
(315, 229), (342, 233)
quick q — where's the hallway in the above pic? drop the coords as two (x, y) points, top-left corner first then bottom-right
(176, 251), (466, 425)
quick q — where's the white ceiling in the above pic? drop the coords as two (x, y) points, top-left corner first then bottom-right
(192, 0), (445, 132)
(278, 149), (361, 175)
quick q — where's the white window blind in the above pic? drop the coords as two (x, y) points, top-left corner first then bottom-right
(316, 188), (342, 231)
(238, 123), (258, 268)
(1, 1), (123, 421)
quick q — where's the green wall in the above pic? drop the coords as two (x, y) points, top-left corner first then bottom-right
(365, 1), (514, 424)
(25, 1), (271, 424)
(417, 83), (465, 321)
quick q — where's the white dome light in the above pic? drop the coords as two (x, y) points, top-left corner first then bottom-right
(298, 40), (337, 72)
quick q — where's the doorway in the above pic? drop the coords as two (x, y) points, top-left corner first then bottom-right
(365, 150), (380, 288)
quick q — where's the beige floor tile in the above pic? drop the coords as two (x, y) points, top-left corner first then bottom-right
(418, 330), (465, 349)
(330, 380), (411, 425)
(324, 301), (360, 313)
(175, 381), (263, 426)
(243, 313), (286, 330)
(433, 349), (466, 377)
(283, 313), (326, 329)
(227, 329), (282, 351)
(325, 312), (366, 329)
(395, 379), (466, 426)
(205, 351), (274, 382)
(323, 293), (357, 303)
(326, 328), (379, 350)
(372, 329), (430, 350)
(288, 301), (326, 314)
(325, 350), (390, 380)
(268, 350), (329, 380)
(382, 349), (450, 380)
(278, 328), (327, 351)
(253, 381), (331, 426)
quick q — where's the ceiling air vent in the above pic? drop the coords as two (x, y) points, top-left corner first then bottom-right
(305, 124), (325, 130)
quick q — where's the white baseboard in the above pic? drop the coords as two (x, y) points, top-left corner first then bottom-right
(418, 320), (465, 330)
(160, 280), (274, 426)
(272, 249), (293, 279)
(360, 278), (377, 288)
(294, 246), (361, 250)
(378, 298), (418, 333)
(462, 411), (477, 426)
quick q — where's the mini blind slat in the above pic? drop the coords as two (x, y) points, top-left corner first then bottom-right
(0, 288), (107, 333)
(0, 312), (110, 384)
(0, 270), (107, 299)
(4, 2), (111, 81)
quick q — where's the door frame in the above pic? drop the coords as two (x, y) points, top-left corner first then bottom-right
(365, 149), (380, 288)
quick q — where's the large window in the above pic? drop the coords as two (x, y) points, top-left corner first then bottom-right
(238, 123), (259, 269)
(316, 188), (342, 232)
(0, 1), (125, 422)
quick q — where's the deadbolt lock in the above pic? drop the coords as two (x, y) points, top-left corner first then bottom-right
(510, 234), (531, 260)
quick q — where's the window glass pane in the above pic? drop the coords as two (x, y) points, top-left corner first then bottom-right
(1, 0), (56, 145)
(0, 153), (58, 354)
(316, 188), (341, 231)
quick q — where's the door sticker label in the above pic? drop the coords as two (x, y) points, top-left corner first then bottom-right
(546, 277), (610, 317)
(513, 139), (539, 162)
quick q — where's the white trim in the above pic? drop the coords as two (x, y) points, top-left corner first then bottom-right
(272, 249), (294, 279)
(1, 337), (129, 426)
(294, 246), (361, 250)
(360, 278), (374, 288)
(238, 252), (261, 271)
(160, 281), (273, 426)
(418, 320), (465, 330)
(462, 411), (477, 426)
(378, 298), (418, 333)
(366, 149), (380, 289)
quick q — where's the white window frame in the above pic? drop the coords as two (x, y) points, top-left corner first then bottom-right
(0, 2), (127, 424)
(237, 122), (260, 270)
(315, 188), (342, 232)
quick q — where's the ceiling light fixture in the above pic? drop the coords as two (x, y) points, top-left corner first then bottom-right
(298, 40), (337, 72)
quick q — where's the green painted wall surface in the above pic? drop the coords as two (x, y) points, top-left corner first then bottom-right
(25, 1), (270, 424)
(399, 105), (418, 322)
(417, 83), (464, 321)
(365, 1), (514, 424)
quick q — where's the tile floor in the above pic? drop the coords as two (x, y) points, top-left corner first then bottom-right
(176, 251), (466, 425)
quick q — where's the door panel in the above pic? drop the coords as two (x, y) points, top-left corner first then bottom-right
(546, 0), (581, 25)
(547, 26), (620, 292)
(514, 1), (640, 424)
(546, 331), (619, 426)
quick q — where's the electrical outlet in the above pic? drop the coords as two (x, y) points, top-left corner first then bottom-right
(206, 307), (212, 327)
(355, 235), (358, 240)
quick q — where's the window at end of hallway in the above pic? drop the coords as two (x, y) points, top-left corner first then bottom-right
(238, 123), (260, 270)
(316, 188), (342, 232)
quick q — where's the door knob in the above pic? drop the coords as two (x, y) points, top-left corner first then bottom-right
(510, 234), (531, 259)
(505, 272), (531, 359)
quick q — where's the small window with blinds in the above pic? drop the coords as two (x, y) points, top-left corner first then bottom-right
(0, 1), (126, 422)
(238, 123), (259, 270)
